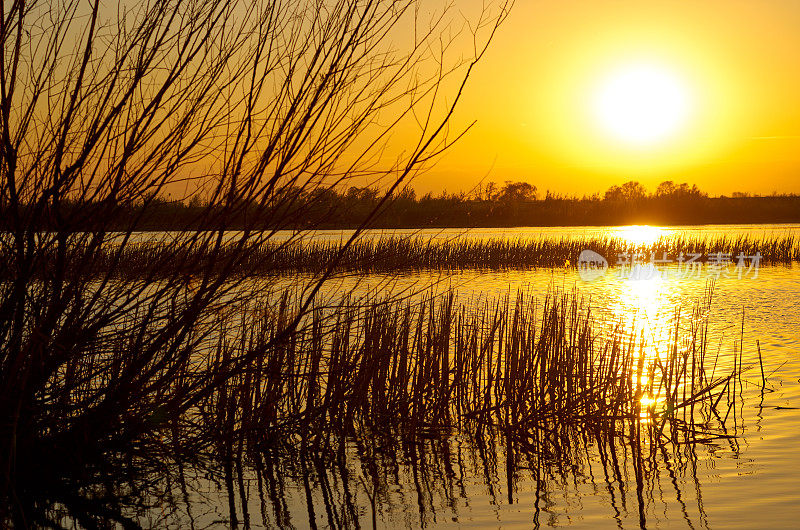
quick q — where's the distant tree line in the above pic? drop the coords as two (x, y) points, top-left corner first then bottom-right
(6, 179), (800, 231)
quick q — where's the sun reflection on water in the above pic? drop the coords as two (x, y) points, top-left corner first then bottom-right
(611, 272), (674, 346)
(601, 261), (686, 422)
(612, 224), (665, 246)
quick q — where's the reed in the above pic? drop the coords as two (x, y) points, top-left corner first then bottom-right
(197, 286), (742, 460)
(6, 283), (748, 526)
(10, 233), (794, 279)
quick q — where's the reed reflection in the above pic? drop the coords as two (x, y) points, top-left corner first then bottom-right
(196, 425), (731, 529)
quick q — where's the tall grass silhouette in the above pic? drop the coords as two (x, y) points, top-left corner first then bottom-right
(199, 287), (740, 451)
(10, 283), (750, 526)
(14, 233), (792, 279)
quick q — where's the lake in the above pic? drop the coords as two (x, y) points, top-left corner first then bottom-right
(87, 225), (800, 528)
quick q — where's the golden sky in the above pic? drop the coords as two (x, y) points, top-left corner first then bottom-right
(416, 0), (800, 196)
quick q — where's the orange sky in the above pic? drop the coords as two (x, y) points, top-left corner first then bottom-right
(413, 0), (800, 196)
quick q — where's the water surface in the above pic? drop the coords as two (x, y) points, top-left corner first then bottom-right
(123, 225), (800, 528)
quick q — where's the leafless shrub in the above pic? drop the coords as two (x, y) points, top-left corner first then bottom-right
(0, 0), (511, 521)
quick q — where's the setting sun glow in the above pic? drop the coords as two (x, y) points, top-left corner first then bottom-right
(614, 225), (664, 246)
(592, 63), (693, 147)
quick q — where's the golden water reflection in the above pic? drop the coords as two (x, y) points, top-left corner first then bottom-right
(611, 224), (665, 246)
(602, 258), (690, 421)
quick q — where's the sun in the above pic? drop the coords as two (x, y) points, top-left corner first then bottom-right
(592, 62), (693, 147)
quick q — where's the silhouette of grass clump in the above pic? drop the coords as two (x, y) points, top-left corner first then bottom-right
(8, 233), (793, 278)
